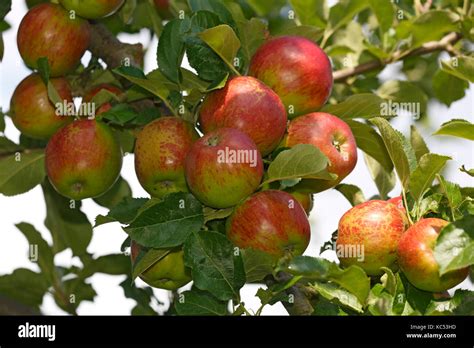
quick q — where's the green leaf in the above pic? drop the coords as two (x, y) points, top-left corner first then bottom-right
(399, 273), (433, 314)
(370, 117), (411, 189)
(42, 181), (93, 256)
(237, 17), (267, 67)
(425, 289), (474, 315)
(80, 254), (131, 278)
(95, 197), (148, 227)
(286, 256), (370, 304)
(120, 277), (156, 315)
(410, 125), (429, 161)
(0, 150), (45, 196)
(377, 80), (427, 116)
(125, 193), (204, 249)
(432, 70), (469, 107)
(36, 57), (50, 85)
(0, 0), (11, 20)
(328, 0), (369, 33)
(0, 137), (21, 152)
(186, 36), (230, 82)
(409, 154), (450, 203)
(15, 223), (55, 284)
(131, 247), (170, 280)
(346, 119), (393, 172)
(460, 165), (474, 177)
(93, 177), (132, 209)
(175, 289), (228, 315)
(434, 215), (474, 275)
(289, 0), (326, 28)
(437, 175), (463, 219)
(157, 19), (188, 84)
(188, 0), (236, 27)
(199, 24), (241, 74)
(440, 56), (474, 83)
(364, 153), (396, 200)
(277, 25), (324, 43)
(320, 94), (389, 119)
(0, 269), (49, 310)
(406, 10), (459, 48)
(335, 184), (366, 206)
(369, 0), (393, 33)
(310, 282), (363, 313)
(241, 248), (274, 283)
(433, 119), (474, 141)
(264, 144), (333, 185)
(203, 207), (234, 223)
(184, 230), (244, 301)
(99, 104), (137, 126)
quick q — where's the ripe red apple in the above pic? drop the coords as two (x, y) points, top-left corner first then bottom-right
(83, 84), (123, 116)
(285, 112), (357, 192)
(10, 73), (73, 139)
(337, 200), (407, 276)
(249, 36), (333, 118)
(287, 189), (314, 216)
(388, 195), (407, 215)
(130, 241), (191, 290)
(398, 218), (469, 292)
(185, 128), (263, 208)
(199, 76), (287, 156)
(59, 0), (125, 19)
(135, 117), (199, 198)
(17, 3), (90, 77)
(226, 190), (311, 257)
(46, 119), (123, 200)
(154, 0), (173, 19)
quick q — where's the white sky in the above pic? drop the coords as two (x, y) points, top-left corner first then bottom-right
(0, 1), (472, 315)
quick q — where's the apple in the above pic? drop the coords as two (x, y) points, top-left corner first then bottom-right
(17, 3), (90, 77)
(10, 73), (73, 139)
(249, 36), (333, 118)
(388, 196), (406, 215)
(226, 190), (311, 257)
(397, 218), (469, 292)
(285, 112), (358, 193)
(83, 84), (123, 116)
(336, 200), (407, 276)
(135, 117), (199, 198)
(154, 0), (173, 19)
(130, 241), (191, 290)
(59, 0), (125, 19)
(287, 189), (314, 216)
(45, 119), (123, 200)
(185, 128), (263, 208)
(199, 76), (287, 156)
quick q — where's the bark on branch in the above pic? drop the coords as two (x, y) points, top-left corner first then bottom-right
(333, 32), (462, 82)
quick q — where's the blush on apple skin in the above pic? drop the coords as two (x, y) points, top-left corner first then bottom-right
(134, 117), (199, 199)
(226, 190), (311, 257)
(397, 218), (469, 292)
(388, 196), (406, 215)
(336, 200), (407, 276)
(45, 119), (123, 200)
(249, 35), (333, 118)
(10, 73), (73, 139)
(83, 84), (124, 116)
(17, 3), (90, 77)
(285, 112), (358, 193)
(185, 128), (264, 209)
(199, 76), (287, 156)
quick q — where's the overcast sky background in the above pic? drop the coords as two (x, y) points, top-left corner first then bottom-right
(0, 1), (472, 315)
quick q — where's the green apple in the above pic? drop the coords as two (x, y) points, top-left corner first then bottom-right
(59, 0), (125, 19)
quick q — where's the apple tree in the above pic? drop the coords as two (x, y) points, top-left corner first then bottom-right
(0, 0), (473, 316)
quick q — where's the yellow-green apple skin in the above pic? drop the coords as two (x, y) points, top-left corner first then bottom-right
(337, 200), (407, 276)
(130, 241), (191, 290)
(10, 73), (73, 139)
(59, 0), (125, 19)
(45, 119), (123, 200)
(134, 117), (199, 198)
(398, 218), (469, 292)
(17, 3), (90, 77)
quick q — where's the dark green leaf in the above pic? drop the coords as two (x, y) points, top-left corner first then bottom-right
(0, 269), (49, 309)
(433, 70), (469, 106)
(175, 289), (228, 315)
(410, 125), (429, 161)
(93, 177), (132, 209)
(335, 184), (366, 206)
(320, 94), (389, 119)
(157, 19), (188, 84)
(95, 197), (148, 227)
(409, 154), (450, 203)
(0, 150), (45, 196)
(241, 248), (274, 283)
(369, 0), (393, 33)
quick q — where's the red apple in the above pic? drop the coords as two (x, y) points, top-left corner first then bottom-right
(59, 0), (125, 19)
(154, 0), (172, 19)
(17, 3), (90, 77)
(46, 119), (123, 200)
(83, 84), (123, 116)
(249, 36), (333, 118)
(337, 200), (407, 276)
(285, 112), (357, 192)
(199, 76), (287, 156)
(10, 73), (73, 139)
(135, 117), (199, 198)
(398, 218), (469, 292)
(226, 190), (311, 257)
(185, 128), (263, 208)
(388, 195), (407, 215)
(130, 241), (191, 290)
